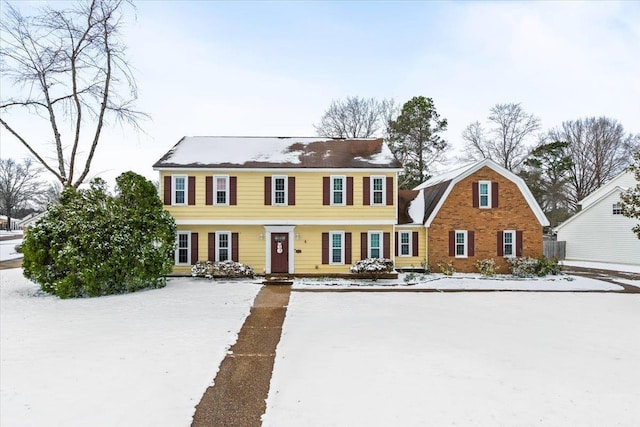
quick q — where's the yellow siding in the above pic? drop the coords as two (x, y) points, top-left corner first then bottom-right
(161, 170), (397, 222)
(172, 224), (397, 275)
(393, 226), (428, 269)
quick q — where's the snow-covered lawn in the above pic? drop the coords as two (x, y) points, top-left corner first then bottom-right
(0, 269), (261, 427)
(0, 238), (23, 261)
(293, 273), (623, 291)
(264, 291), (640, 426)
(561, 260), (640, 273)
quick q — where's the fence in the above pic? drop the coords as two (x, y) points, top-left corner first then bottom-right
(543, 240), (566, 260)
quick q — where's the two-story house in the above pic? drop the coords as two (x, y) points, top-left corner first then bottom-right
(153, 136), (403, 275)
(154, 138), (549, 275)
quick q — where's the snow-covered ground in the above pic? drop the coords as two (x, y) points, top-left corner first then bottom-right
(0, 269), (261, 427)
(263, 291), (640, 426)
(293, 273), (624, 291)
(0, 238), (23, 261)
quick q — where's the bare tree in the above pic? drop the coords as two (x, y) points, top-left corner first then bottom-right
(0, 158), (44, 230)
(0, 0), (144, 188)
(548, 117), (639, 209)
(461, 103), (541, 171)
(315, 96), (396, 138)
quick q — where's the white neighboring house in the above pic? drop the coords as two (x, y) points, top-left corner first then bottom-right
(555, 170), (640, 266)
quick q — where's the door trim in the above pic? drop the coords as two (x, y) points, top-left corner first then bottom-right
(264, 225), (295, 274)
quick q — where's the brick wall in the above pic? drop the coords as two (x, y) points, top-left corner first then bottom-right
(428, 166), (544, 273)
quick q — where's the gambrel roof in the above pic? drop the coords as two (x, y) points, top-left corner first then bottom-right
(153, 136), (402, 169)
(401, 159), (549, 227)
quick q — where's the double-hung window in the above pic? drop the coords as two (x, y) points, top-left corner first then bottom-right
(368, 231), (382, 258)
(273, 176), (287, 206)
(399, 231), (411, 256)
(455, 230), (467, 258)
(215, 176), (229, 205)
(331, 176), (345, 205)
(503, 230), (515, 257)
(612, 202), (622, 215)
(479, 180), (491, 208)
(173, 176), (187, 205)
(176, 231), (190, 265)
(216, 231), (231, 262)
(371, 176), (385, 205)
(330, 231), (344, 265)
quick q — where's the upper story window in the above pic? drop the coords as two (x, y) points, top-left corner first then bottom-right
(399, 231), (411, 256)
(215, 176), (229, 205)
(368, 231), (382, 258)
(479, 180), (491, 208)
(612, 202), (623, 215)
(173, 176), (187, 205)
(331, 176), (345, 205)
(371, 176), (385, 205)
(175, 231), (190, 265)
(455, 230), (467, 258)
(273, 176), (287, 206)
(330, 231), (344, 265)
(503, 230), (515, 257)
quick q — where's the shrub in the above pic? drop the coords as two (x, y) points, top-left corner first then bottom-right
(350, 258), (394, 277)
(535, 256), (561, 276)
(404, 272), (418, 283)
(506, 256), (562, 277)
(506, 257), (539, 277)
(191, 260), (255, 279)
(21, 173), (176, 298)
(475, 258), (499, 276)
(437, 260), (455, 276)
(421, 260), (432, 274)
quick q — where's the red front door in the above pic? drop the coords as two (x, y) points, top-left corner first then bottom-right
(271, 233), (289, 273)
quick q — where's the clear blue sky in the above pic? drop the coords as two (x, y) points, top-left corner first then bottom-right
(1, 0), (639, 185)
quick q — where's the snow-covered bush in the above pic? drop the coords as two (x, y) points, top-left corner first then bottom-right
(437, 260), (455, 276)
(475, 258), (499, 276)
(191, 260), (255, 279)
(21, 173), (176, 299)
(506, 257), (539, 277)
(350, 258), (394, 276)
(506, 256), (561, 277)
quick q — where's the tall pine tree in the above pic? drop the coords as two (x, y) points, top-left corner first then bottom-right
(387, 96), (448, 189)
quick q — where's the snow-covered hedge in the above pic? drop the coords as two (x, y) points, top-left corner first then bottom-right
(21, 173), (176, 299)
(349, 258), (394, 275)
(507, 256), (561, 277)
(191, 260), (255, 279)
(475, 258), (499, 276)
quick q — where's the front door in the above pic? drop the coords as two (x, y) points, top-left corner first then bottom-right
(271, 233), (289, 273)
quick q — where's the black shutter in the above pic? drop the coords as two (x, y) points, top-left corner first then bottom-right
(264, 177), (271, 206)
(497, 231), (504, 256)
(208, 233), (216, 261)
(361, 232), (368, 260)
(190, 232), (198, 264)
(205, 176), (213, 206)
(323, 177), (330, 205)
(163, 176), (171, 205)
(412, 232), (419, 257)
(472, 182), (479, 208)
(345, 232), (352, 264)
(449, 231), (455, 257)
(322, 233), (329, 264)
(232, 233), (239, 262)
(492, 182), (499, 208)
(188, 176), (196, 205)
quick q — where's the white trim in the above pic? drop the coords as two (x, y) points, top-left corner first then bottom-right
(455, 230), (467, 259)
(272, 175), (288, 206)
(367, 231), (383, 258)
(370, 175), (386, 206)
(478, 180), (491, 209)
(329, 230), (345, 265)
(172, 175), (188, 206)
(398, 230), (412, 257)
(215, 231), (232, 262)
(264, 225), (295, 274)
(175, 231), (191, 265)
(419, 159), (549, 227)
(175, 219), (397, 225)
(213, 175), (230, 206)
(503, 230), (516, 258)
(330, 175), (346, 206)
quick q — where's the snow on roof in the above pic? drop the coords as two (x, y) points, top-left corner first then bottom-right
(407, 189), (425, 224)
(153, 136), (402, 169)
(413, 162), (476, 190)
(578, 170), (637, 209)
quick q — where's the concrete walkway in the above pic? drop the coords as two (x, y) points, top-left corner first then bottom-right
(191, 284), (291, 427)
